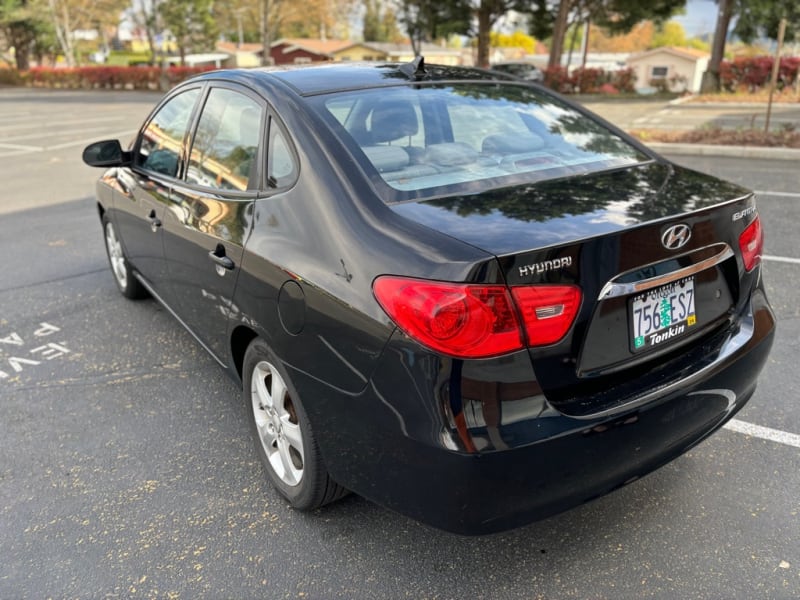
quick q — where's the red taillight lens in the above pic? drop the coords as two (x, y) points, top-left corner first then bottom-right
(511, 285), (583, 346)
(373, 277), (583, 358)
(373, 277), (523, 358)
(739, 216), (763, 271)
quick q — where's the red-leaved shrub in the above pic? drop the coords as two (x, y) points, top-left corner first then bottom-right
(18, 66), (215, 90)
(720, 56), (800, 92)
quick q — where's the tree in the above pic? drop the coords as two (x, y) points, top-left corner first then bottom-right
(363, 0), (404, 42)
(363, 0), (381, 41)
(651, 20), (687, 47)
(586, 20), (654, 52)
(213, 0), (260, 45)
(701, 0), (799, 93)
(278, 0), (356, 39)
(159, 0), (218, 65)
(129, 0), (161, 64)
(0, 0), (52, 70)
(397, 0), (471, 55)
(700, 0), (732, 92)
(475, 0), (520, 67)
(44, 0), (125, 66)
(396, 0), (522, 67)
(527, 0), (686, 69)
(733, 0), (799, 44)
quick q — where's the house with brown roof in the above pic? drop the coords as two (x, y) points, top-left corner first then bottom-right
(334, 42), (462, 66)
(216, 42), (264, 68)
(626, 47), (710, 93)
(270, 38), (354, 64)
(216, 38), (465, 68)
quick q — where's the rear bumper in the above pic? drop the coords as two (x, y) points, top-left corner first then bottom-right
(299, 290), (775, 535)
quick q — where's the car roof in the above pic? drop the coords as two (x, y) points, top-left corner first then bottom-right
(191, 60), (515, 97)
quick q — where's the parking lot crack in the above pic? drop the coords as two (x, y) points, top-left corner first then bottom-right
(0, 267), (108, 295)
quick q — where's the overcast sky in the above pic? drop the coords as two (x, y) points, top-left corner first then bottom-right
(673, 0), (719, 36)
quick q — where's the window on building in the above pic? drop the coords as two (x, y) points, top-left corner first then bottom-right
(651, 66), (668, 79)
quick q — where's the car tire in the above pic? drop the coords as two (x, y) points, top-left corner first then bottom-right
(102, 215), (148, 300)
(243, 337), (347, 510)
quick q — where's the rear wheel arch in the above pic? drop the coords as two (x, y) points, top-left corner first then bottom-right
(243, 336), (348, 509)
(230, 325), (259, 382)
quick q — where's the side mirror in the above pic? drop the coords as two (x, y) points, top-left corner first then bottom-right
(82, 140), (132, 168)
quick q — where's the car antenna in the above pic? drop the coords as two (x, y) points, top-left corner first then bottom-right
(399, 55), (427, 80)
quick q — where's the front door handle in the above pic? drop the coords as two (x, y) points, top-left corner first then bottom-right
(147, 209), (162, 232)
(208, 244), (235, 271)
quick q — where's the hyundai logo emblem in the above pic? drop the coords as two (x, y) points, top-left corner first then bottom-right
(661, 223), (692, 250)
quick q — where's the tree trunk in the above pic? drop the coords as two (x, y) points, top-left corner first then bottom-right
(700, 0), (733, 93)
(10, 27), (33, 71)
(49, 0), (76, 67)
(548, 0), (572, 69)
(476, 4), (492, 68)
(261, 0), (272, 66)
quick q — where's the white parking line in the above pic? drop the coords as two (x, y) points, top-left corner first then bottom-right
(764, 255), (800, 265)
(0, 130), (137, 157)
(755, 190), (800, 199)
(4, 125), (132, 143)
(0, 142), (42, 151)
(45, 131), (138, 151)
(725, 419), (800, 449)
(0, 115), (126, 133)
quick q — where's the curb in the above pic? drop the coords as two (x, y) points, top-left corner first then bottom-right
(676, 100), (800, 109)
(644, 141), (800, 161)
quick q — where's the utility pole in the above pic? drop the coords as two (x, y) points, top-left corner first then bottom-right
(261, 0), (272, 66)
(765, 18), (787, 133)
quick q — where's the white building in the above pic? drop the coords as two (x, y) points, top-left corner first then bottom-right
(626, 47), (710, 93)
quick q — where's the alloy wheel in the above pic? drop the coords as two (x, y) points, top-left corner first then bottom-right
(250, 360), (304, 487)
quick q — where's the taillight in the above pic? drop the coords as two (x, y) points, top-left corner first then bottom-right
(372, 277), (523, 358)
(739, 216), (763, 271)
(511, 285), (582, 346)
(373, 277), (583, 358)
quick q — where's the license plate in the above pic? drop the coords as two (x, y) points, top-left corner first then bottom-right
(630, 277), (697, 352)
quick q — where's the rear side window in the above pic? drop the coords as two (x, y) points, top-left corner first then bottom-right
(315, 83), (648, 202)
(137, 88), (200, 177)
(187, 88), (264, 191)
(267, 119), (297, 190)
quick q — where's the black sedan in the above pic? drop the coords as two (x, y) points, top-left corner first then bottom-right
(83, 58), (775, 535)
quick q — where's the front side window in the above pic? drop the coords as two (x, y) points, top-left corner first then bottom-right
(186, 88), (264, 191)
(137, 88), (200, 177)
(314, 83), (649, 202)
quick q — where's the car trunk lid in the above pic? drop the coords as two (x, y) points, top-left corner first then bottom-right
(391, 162), (759, 418)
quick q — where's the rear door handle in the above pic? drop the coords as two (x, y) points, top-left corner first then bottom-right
(208, 245), (235, 270)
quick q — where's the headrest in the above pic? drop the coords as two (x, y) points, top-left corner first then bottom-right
(369, 99), (419, 143)
(482, 133), (545, 153)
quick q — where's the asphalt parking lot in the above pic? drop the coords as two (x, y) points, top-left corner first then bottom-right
(1, 88), (798, 599)
(580, 96), (800, 132)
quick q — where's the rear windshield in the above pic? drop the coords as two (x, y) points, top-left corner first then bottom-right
(311, 82), (649, 202)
